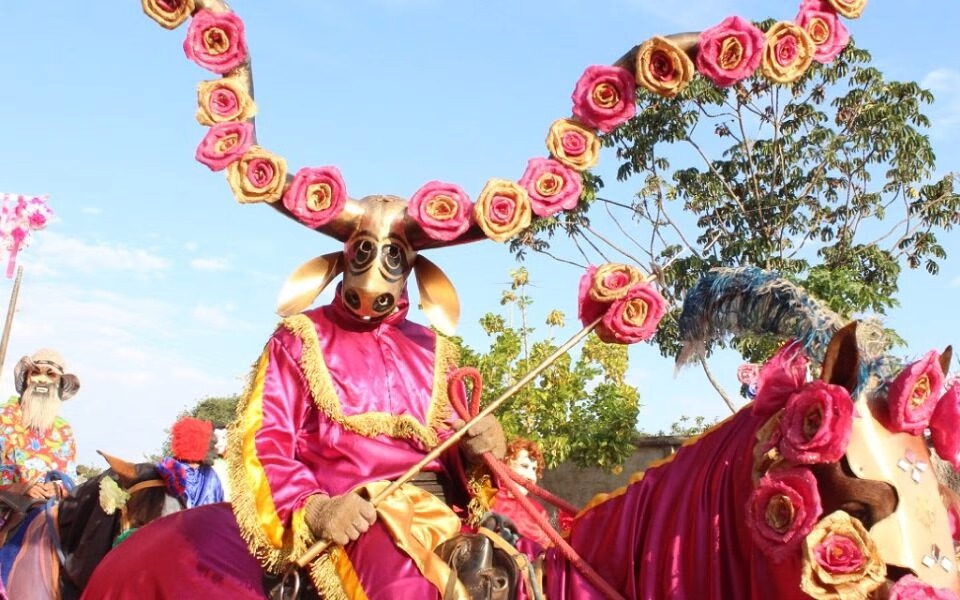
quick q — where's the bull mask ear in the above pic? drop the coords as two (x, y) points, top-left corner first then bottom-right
(820, 321), (860, 393)
(276, 252), (345, 317)
(413, 255), (460, 336)
(97, 450), (137, 487)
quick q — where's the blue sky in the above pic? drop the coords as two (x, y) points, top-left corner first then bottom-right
(1, 1), (958, 468)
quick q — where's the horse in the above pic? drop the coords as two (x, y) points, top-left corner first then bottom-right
(77, 268), (960, 599)
(4, 452), (182, 600)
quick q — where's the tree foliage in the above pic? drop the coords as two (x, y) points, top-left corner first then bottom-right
(452, 268), (641, 471)
(157, 394), (240, 457)
(519, 39), (959, 363)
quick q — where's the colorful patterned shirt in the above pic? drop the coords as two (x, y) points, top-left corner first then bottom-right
(0, 397), (77, 485)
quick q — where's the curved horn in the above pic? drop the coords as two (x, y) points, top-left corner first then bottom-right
(401, 213), (488, 252)
(97, 450), (138, 484)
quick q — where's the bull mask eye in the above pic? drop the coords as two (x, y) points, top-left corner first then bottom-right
(351, 239), (376, 269)
(382, 243), (406, 276)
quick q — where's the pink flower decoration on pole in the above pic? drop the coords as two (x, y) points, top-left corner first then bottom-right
(596, 282), (666, 344)
(183, 9), (248, 74)
(571, 65), (637, 134)
(577, 265), (605, 326)
(281, 166), (348, 228)
(407, 181), (473, 242)
(195, 121), (254, 171)
(696, 15), (766, 87)
(753, 341), (809, 417)
(887, 350), (945, 435)
(0, 193), (53, 277)
(887, 575), (960, 600)
(779, 380), (854, 464)
(518, 158), (583, 217)
(930, 382), (960, 470)
(795, 0), (851, 64)
(747, 467), (822, 561)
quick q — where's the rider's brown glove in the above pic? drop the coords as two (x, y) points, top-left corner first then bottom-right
(457, 414), (507, 464)
(304, 492), (377, 546)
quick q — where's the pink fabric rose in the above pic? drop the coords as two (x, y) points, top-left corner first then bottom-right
(596, 282), (666, 344)
(577, 265), (605, 327)
(570, 65), (637, 134)
(779, 380), (853, 464)
(281, 166), (347, 228)
(753, 342), (809, 417)
(195, 121), (254, 171)
(695, 15), (766, 87)
(407, 181), (473, 242)
(518, 158), (583, 217)
(814, 533), (866, 574)
(888, 575), (960, 600)
(795, 0), (851, 64)
(887, 350), (945, 435)
(183, 9), (248, 74)
(930, 382), (960, 469)
(737, 363), (760, 386)
(747, 467), (822, 561)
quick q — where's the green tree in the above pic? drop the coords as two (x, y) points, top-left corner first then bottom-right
(453, 268), (641, 471)
(158, 394), (241, 457)
(521, 38), (959, 365)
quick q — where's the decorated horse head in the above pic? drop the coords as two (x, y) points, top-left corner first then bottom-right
(5, 452), (182, 599)
(548, 266), (960, 598)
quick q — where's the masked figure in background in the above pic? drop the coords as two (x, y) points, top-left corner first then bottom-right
(0, 349), (79, 500)
(157, 417), (224, 509)
(211, 425), (231, 502)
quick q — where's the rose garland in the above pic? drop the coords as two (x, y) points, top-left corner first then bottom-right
(141, 0), (867, 247)
(744, 342), (960, 598)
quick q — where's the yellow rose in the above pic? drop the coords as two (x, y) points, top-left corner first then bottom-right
(825, 0), (867, 19)
(589, 263), (644, 303)
(226, 146), (288, 204)
(473, 179), (532, 243)
(800, 511), (886, 599)
(634, 36), (695, 98)
(545, 119), (601, 172)
(142, 0), (196, 30)
(761, 22), (816, 84)
(196, 77), (258, 125)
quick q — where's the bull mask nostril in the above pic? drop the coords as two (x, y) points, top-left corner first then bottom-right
(344, 289), (361, 310)
(373, 294), (394, 313)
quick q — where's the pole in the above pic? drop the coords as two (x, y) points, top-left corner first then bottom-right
(0, 265), (24, 377)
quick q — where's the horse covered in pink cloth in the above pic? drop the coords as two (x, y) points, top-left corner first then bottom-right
(79, 267), (960, 599)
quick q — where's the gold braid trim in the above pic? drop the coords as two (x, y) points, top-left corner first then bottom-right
(227, 349), (293, 573)
(281, 314), (459, 449)
(309, 547), (367, 600)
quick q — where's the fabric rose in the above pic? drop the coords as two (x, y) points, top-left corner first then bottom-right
(142, 0), (195, 30)
(887, 350), (945, 435)
(195, 121), (254, 171)
(570, 65), (637, 134)
(225, 146), (288, 204)
(473, 179), (532, 243)
(930, 382), (960, 469)
(695, 16), (766, 87)
(825, 0), (867, 19)
(518, 158), (583, 218)
(779, 380), (854, 464)
(545, 119), (601, 172)
(800, 511), (886, 599)
(888, 575), (960, 600)
(183, 9), (248, 74)
(196, 77), (257, 125)
(760, 21), (815, 84)
(752, 412), (785, 483)
(634, 36), (695, 98)
(405, 181), (472, 242)
(596, 281), (666, 344)
(753, 342), (809, 417)
(737, 363), (760, 387)
(795, 0), (851, 64)
(281, 166), (347, 228)
(588, 263), (644, 303)
(577, 265), (605, 327)
(747, 467), (822, 561)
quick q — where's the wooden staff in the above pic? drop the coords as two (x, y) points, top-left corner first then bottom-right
(0, 265), (24, 376)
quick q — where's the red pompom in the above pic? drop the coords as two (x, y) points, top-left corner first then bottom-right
(171, 417), (213, 462)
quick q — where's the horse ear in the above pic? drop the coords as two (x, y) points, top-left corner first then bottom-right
(939, 346), (953, 376)
(97, 450), (137, 486)
(276, 252), (345, 317)
(413, 255), (460, 336)
(820, 322), (860, 393)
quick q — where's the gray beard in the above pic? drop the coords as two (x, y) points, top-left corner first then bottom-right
(20, 385), (63, 433)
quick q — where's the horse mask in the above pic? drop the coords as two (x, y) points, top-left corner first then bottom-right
(275, 194), (478, 335)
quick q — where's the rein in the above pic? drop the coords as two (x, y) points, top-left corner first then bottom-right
(117, 479), (169, 533)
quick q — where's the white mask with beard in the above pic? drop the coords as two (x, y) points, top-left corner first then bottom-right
(20, 381), (63, 433)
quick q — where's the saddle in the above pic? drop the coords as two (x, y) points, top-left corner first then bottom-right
(0, 488), (46, 546)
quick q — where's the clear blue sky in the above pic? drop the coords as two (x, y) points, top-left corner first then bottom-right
(1, 1), (958, 467)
